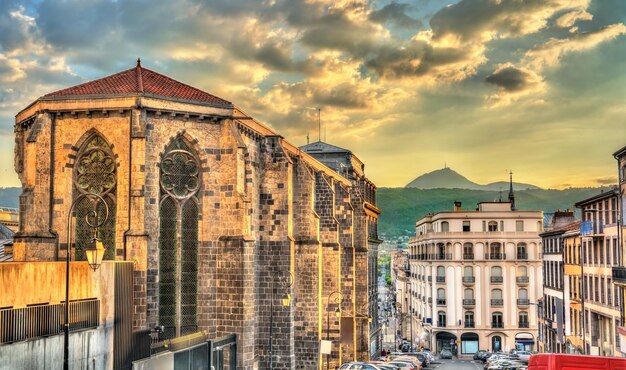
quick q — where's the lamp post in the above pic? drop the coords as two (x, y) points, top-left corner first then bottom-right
(356, 305), (373, 361)
(326, 290), (342, 370)
(269, 269), (293, 370)
(64, 193), (108, 370)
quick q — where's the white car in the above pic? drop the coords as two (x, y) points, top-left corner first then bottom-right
(515, 351), (532, 362)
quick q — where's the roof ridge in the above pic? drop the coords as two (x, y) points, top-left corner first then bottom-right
(136, 58), (144, 93)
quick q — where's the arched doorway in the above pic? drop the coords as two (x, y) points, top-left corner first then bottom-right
(491, 335), (502, 352)
(461, 333), (479, 355)
(435, 332), (457, 355)
(515, 333), (535, 351)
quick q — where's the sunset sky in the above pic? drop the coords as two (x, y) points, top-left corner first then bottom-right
(0, 0), (624, 189)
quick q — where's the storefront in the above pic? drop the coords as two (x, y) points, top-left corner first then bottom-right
(515, 333), (535, 351)
(461, 333), (479, 355)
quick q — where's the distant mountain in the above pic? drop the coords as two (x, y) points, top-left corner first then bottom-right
(405, 167), (541, 190)
(378, 186), (608, 242)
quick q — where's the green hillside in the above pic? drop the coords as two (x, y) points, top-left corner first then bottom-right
(378, 186), (610, 244)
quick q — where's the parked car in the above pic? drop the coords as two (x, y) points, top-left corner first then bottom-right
(393, 356), (422, 368)
(401, 352), (429, 367)
(341, 362), (395, 369)
(474, 350), (488, 360)
(388, 361), (417, 370)
(515, 351), (531, 362)
(440, 349), (453, 359)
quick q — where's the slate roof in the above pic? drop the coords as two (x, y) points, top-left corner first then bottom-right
(300, 140), (352, 154)
(42, 60), (231, 107)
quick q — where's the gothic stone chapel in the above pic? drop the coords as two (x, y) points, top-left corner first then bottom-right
(13, 61), (382, 369)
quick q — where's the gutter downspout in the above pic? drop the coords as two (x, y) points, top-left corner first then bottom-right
(122, 106), (134, 260)
(49, 112), (60, 260)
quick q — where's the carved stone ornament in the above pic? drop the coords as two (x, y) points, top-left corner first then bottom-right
(160, 149), (200, 199)
(75, 136), (116, 195)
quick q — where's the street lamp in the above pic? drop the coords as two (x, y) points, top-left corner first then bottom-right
(269, 269), (293, 370)
(355, 305), (373, 361)
(64, 193), (109, 370)
(326, 290), (343, 370)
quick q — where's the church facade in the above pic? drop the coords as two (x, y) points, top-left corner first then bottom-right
(12, 61), (381, 369)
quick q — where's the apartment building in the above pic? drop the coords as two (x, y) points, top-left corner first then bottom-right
(575, 189), (622, 356)
(537, 210), (577, 354)
(612, 145), (626, 353)
(408, 199), (543, 356)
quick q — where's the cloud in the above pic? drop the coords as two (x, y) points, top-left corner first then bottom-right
(594, 176), (617, 185)
(369, 2), (422, 29)
(555, 10), (593, 28)
(485, 63), (545, 107)
(429, 0), (590, 43)
(524, 23), (626, 70)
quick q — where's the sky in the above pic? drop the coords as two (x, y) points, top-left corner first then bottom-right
(0, 0), (625, 189)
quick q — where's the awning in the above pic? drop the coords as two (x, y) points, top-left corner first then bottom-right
(515, 333), (534, 340)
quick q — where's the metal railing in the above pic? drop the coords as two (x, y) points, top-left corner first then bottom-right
(462, 276), (475, 284)
(491, 276), (503, 283)
(0, 299), (99, 344)
(463, 253), (474, 260)
(517, 253), (528, 260)
(437, 299), (446, 305)
(437, 321), (446, 328)
(517, 299), (530, 306)
(485, 253), (505, 260)
(462, 299), (475, 306)
(492, 322), (504, 328)
(491, 299), (503, 306)
(519, 322), (529, 328)
(436, 276), (446, 283)
(516, 276), (529, 284)
(464, 321), (475, 328)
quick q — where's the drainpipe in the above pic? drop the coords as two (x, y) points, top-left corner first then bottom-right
(49, 111), (60, 259)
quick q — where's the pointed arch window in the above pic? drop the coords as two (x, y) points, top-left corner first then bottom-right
(73, 134), (116, 261)
(158, 138), (201, 339)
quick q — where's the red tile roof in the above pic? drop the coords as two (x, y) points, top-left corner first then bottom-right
(43, 60), (231, 106)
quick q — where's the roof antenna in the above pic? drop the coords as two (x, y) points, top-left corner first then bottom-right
(317, 108), (321, 142)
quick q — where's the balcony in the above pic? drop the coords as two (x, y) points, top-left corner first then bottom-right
(491, 299), (503, 306)
(487, 253), (505, 260)
(519, 322), (529, 328)
(432, 253), (452, 261)
(517, 253), (528, 260)
(492, 322), (504, 329)
(517, 299), (530, 306)
(613, 266), (626, 285)
(516, 276), (529, 285)
(463, 299), (475, 307)
(437, 299), (446, 306)
(437, 321), (446, 328)
(436, 276), (446, 283)
(463, 253), (474, 260)
(491, 276), (503, 284)
(462, 276), (475, 284)
(464, 321), (475, 328)
(427, 276), (432, 282)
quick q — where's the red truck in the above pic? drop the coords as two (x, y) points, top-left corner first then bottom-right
(528, 354), (626, 369)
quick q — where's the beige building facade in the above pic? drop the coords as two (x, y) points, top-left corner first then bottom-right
(408, 201), (542, 355)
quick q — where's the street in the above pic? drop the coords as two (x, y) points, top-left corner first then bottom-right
(428, 359), (483, 370)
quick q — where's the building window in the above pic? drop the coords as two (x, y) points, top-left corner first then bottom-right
(437, 266), (446, 282)
(73, 133), (117, 261)
(438, 311), (447, 327)
(437, 288), (446, 305)
(517, 243), (528, 259)
(491, 266), (503, 283)
(490, 243), (502, 259)
(492, 312), (503, 328)
(463, 243), (473, 259)
(488, 221), (498, 232)
(158, 137), (201, 339)
(519, 311), (529, 328)
(491, 289), (503, 306)
(516, 220), (524, 232)
(463, 220), (471, 232)
(465, 311), (474, 328)
(441, 221), (449, 232)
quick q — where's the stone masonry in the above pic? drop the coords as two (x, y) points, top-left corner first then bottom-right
(12, 61), (382, 369)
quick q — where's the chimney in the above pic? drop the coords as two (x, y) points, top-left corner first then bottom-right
(454, 201), (462, 212)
